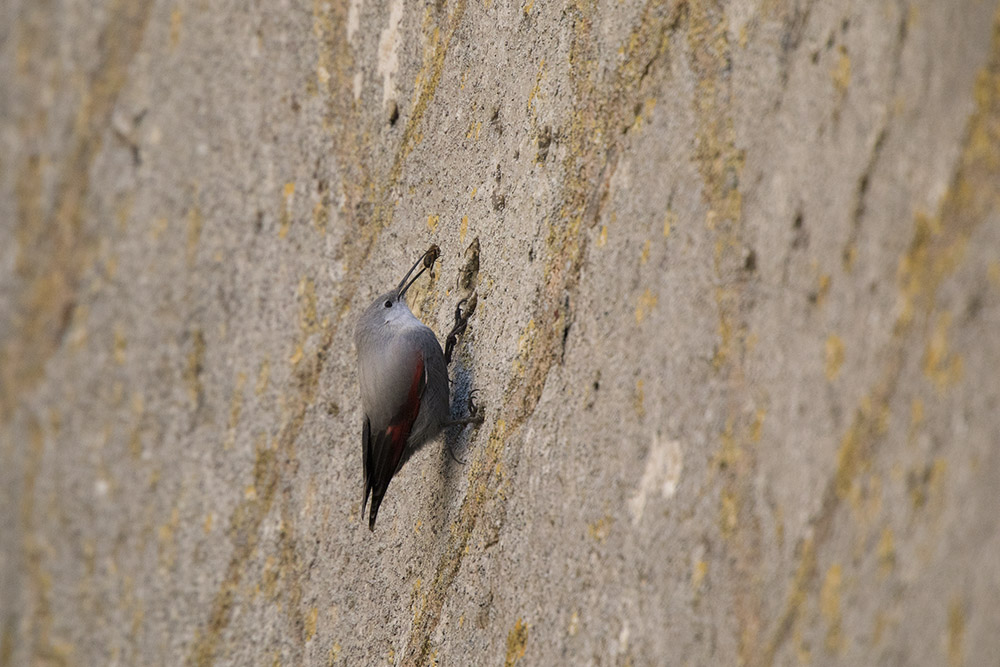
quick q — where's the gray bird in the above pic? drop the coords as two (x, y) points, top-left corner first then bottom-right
(354, 246), (479, 530)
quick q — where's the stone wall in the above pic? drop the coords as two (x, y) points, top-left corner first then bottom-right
(2, 0), (1000, 664)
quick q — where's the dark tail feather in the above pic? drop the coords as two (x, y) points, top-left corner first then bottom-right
(368, 487), (386, 531)
(362, 416), (372, 525)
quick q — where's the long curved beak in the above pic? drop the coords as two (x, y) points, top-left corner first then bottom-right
(395, 245), (440, 298)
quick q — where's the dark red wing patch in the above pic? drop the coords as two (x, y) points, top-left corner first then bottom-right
(385, 353), (425, 454)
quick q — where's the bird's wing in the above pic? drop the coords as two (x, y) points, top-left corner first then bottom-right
(363, 349), (425, 530)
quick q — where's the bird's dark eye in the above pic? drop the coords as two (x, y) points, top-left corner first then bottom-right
(384, 300), (392, 308)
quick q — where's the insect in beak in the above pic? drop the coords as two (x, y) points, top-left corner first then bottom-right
(396, 245), (440, 299)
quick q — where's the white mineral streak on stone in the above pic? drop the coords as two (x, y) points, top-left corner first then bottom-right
(353, 71), (364, 100)
(628, 436), (683, 525)
(376, 0), (403, 107)
(347, 0), (363, 43)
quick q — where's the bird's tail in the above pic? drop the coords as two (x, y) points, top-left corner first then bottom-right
(367, 488), (386, 531)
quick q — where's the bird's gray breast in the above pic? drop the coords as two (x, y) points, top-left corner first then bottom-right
(357, 323), (447, 430)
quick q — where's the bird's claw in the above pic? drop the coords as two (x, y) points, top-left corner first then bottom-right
(444, 294), (477, 365)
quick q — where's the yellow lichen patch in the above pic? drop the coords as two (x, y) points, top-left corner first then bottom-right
(663, 209), (676, 237)
(568, 610), (580, 636)
(763, 537), (816, 664)
(279, 182), (295, 239)
(289, 343), (304, 366)
(719, 489), (739, 538)
(186, 202), (203, 267)
(297, 277), (319, 336)
(170, 8), (182, 50)
(843, 242), (858, 271)
(909, 458), (948, 512)
(750, 409), (766, 443)
(814, 273), (831, 307)
(258, 555), (279, 599)
(988, 260), (1000, 286)
(527, 58), (545, 116)
(926, 458), (948, 512)
(639, 239), (652, 265)
(586, 516), (613, 543)
(910, 397), (924, 434)
(820, 564), (844, 654)
(773, 503), (785, 549)
(922, 313), (964, 391)
(832, 46), (851, 95)
(311, 199), (328, 234)
(67, 303), (89, 350)
(256, 357), (270, 396)
(459, 214), (469, 242)
(157, 507), (181, 570)
(634, 288), (657, 323)
(895, 213), (968, 327)
(130, 602), (145, 642)
(305, 607), (319, 642)
(465, 120), (482, 140)
(111, 382), (126, 407)
(152, 216), (168, 240)
(113, 324), (127, 364)
(835, 396), (879, 500)
(877, 527), (895, 577)
(871, 610), (895, 646)
(504, 618), (528, 667)
(711, 294), (736, 369)
(793, 626), (811, 664)
(692, 560), (709, 591)
(512, 318), (537, 375)
(185, 329), (205, 405)
(102, 252), (118, 280)
(316, 63), (330, 87)
(633, 378), (645, 417)
(129, 392), (145, 457)
(625, 97), (658, 134)
(948, 598), (965, 667)
(597, 225), (608, 247)
(223, 372), (247, 451)
(851, 472), (883, 526)
(203, 513), (214, 535)
(825, 334), (845, 380)
(427, 214), (440, 232)
(713, 418), (742, 472)
(327, 642), (342, 662)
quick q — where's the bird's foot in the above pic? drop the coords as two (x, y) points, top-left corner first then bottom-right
(444, 294), (477, 365)
(444, 392), (485, 465)
(444, 391), (485, 428)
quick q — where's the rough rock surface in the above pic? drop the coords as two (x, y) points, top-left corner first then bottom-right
(3, 1), (1000, 665)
